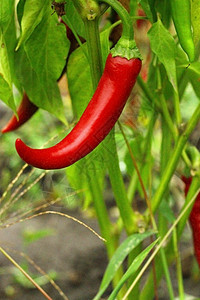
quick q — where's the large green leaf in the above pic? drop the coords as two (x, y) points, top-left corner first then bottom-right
(0, 0), (15, 31)
(25, 9), (69, 81)
(16, 0), (50, 50)
(148, 18), (178, 93)
(63, 1), (85, 38)
(15, 45), (66, 124)
(93, 231), (155, 300)
(14, 5), (69, 123)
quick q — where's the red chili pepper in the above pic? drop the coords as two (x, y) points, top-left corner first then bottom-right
(182, 176), (200, 268)
(1, 93), (38, 133)
(15, 53), (142, 169)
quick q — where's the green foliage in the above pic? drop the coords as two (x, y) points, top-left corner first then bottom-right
(0, 0), (200, 299)
(148, 18), (178, 92)
(94, 231), (155, 299)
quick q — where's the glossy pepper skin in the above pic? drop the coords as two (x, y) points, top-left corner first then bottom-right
(170, 0), (195, 62)
(1, 93), (38, 133)
(182, 176), (200, 268)
(15, 54), (142, 170)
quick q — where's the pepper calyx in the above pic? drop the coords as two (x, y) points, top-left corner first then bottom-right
(111, 40), (142, 60)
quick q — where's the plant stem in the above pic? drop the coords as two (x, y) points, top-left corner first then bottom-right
(127, 113), (157, 202)
(80, 4), (131, 295)
(173, 229), (185, 300)
(84, 18), (103, 88)
(97, 0), (134, 41)
(105, 131), (139, 234)
(158, 117), (175, 300)
(173, 90), (182, 126)
(157, 67), (178, 140)
(150, 102), (200, 215)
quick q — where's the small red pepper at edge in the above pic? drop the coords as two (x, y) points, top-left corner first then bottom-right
(182, 176), (200, 268)
(1, 93), (38, 133)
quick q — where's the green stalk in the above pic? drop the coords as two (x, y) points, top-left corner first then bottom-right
(105, 132), (139, 234)
(137, 76), (161, 111)
(159, 249), (175, 300)
(97, 0), (134, 41)
(157, 67), (178, 140)
(127, 113), (157, 202)
(88, 175), (115, 254)
(173, 90), (182, 126)
(82, 0), (138, 235)
(158, 117), (175, 300)
(150, 102), (200, 215)
(97, 0), (142, 60)
(84, 18), (103, 88)
(173, 229), (185, 300)
(73, 1), (131, 295)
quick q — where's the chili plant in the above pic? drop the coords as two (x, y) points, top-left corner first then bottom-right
(0, 0), (200, 299)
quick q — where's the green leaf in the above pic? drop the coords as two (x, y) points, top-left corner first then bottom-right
(0, 28), (15, 110)
(15, 45), (66, 124)
(17, 0), (26, 26)
(64, 1), (85, 38)
(14, 5), (69, 123)
(188, 62), (200, 76)
(16, 0), (50, 50)
(67, 46), (92, 118)
(148, 18), (178, 92)
(25, 10), (69, 81)
(187, 62), (200, 99)
(107, 239), (158, 300)
(154, 0), (171, 28)
(0, 74), (15, 110)
(139, 0), (153, 23)
(0, 0), (15, 31)
(191, 0), (200, 48)
(159, 199), (176, 223)
(0, 29), (11, 84)
(93, 231), (155, 300)
(3, 7), (21, 93)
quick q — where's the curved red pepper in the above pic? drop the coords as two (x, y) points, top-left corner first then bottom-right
(1, 93), (38, 133)
(15, 54), (142, 169)
(182, 176), (200, 268)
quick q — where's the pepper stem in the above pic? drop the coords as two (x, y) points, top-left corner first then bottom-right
(98, 0), (134, 41)
(97, 0), (142, 59)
